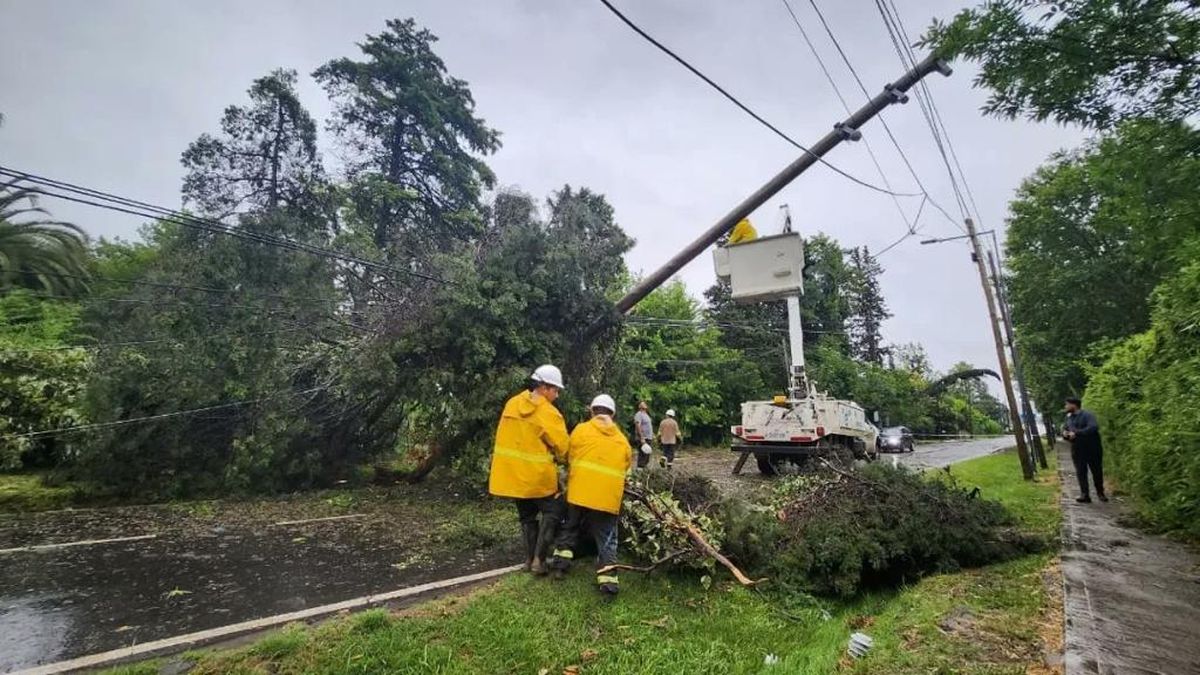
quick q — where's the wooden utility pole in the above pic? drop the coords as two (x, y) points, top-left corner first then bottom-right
(965, 218), (1034, 479)
(986, 249), (1048, 469)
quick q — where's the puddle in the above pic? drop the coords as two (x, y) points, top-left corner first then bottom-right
(0, 593), (74, 671)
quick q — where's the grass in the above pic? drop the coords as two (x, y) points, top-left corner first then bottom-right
(108, 449), (1062, 675)
(0, 472), (79, 511)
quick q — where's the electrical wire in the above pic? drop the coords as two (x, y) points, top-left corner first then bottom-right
(777, 0), (915, 234)
(0, 166), (453, 285)
(13, 270), (347, 306)
(874, 1), (974, 224)
(871, 194), (929, 258)
(7, 385), (330, 440)
(0, 326), (320, 353)
(596, 0), (924, 199)
(801, 0), (964, 233)
(880, 0), (981, 224)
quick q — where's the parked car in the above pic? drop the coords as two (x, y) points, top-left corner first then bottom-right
(877, 426), (915, 453)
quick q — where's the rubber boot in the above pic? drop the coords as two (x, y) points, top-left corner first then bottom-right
(521, 522), (539, 570)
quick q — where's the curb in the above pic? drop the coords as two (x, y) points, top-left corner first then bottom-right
(15, 564), (523, 674)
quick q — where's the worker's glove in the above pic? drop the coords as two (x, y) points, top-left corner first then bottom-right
(640, 442), (652, 455)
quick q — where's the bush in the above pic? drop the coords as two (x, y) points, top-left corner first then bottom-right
(0, 293), (88, 470)
(1086, 256), (1200, 539)
(725, 464), (1040, 597)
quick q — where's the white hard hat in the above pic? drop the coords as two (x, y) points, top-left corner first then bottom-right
(665, 409), (676, 417)
(590, 394), (616, 414)
(530, 364), (565, 389)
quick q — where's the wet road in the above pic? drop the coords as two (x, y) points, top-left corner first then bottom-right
(0, 499), (519, 673)
(890, 436), (1013, 470)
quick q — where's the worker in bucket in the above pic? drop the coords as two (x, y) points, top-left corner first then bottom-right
(727, 217), (757, 244)
(548, 394), (632, 600)
(633, 401), (654, 469)
(658, 409), (680, 469)
(488, 364), (570, 576)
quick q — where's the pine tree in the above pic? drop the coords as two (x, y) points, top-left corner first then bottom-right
(847, 246), (891, 364)
(181, 69), (327, 227)
(314, 18), (501, 254)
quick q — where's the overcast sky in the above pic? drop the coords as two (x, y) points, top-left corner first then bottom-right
(0, 0), (1084, 392)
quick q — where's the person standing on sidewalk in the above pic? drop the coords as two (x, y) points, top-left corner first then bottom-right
(633, 401), (654, 469)
(549, 394), (632, 600)
(488, 364), (570, 575)
(658, 409), (680, 469)
(1063, 396), (1107, 503)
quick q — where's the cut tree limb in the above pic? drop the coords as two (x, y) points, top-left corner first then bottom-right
(627, 488), (764, 587)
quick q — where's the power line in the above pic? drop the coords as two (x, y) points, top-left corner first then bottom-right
(596, 0), (923, 199)
(802, 0), (965, 232)
(0, 167), (453, 286)
(880, 0), (981, 224)
(777, 0), (914, 234)
(624, 315), (847, 335)
(872, 193), (929, 258)
(7, 386), (329, 441)
(874, 1), (974, 223)
(13, 270), (348, 306)
(0, 326), (317, 353)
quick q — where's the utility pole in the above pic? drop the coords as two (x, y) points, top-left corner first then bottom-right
(607, 53), (952, 317)
(986, 246), (1048, 469)
(965, 218), (1035, 479)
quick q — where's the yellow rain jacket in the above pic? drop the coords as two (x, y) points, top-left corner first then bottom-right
(488, 391), (570, 499)
(728, 218), (757, 244)
(565, 416), (632, 515)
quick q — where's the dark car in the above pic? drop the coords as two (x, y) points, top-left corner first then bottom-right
(877, 426), (915, 453)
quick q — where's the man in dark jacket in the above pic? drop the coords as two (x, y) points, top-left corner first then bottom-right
(1063, 397), (1107, 503)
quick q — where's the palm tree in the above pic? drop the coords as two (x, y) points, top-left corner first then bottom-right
(0, 180), (90, 296)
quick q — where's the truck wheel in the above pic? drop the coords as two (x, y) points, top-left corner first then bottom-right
(755, 453), (781, 476)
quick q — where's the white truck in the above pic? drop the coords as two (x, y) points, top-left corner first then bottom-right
(714, 229), (878, 475)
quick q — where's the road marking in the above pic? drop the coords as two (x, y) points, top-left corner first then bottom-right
(0, 534), (156, 554)
(271, 514), (367, 527)
(14, 564), (523, 675)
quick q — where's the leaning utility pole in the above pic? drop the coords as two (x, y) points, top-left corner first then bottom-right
(986, 248), (1048, 469)
(608, 54), (952, 316)
(965, 218), (1035, 479)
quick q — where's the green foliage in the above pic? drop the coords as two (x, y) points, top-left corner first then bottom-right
(726, 464), (1041, 597)
(620, 281), (747, 444)
(926, 0), (1200, 128)
(1004, 120), (1200, 410)
(621, 472), (725, 574)
(1085, 256), (1200, 538)
(315, 17), (500, 254)
(182, 69), (328, 219)
(0, 291), (88, 469)
(846, 246), (891, 364)
(0, 180), (90, 295)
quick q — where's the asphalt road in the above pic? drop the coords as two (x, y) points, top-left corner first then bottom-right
(888, 436), (1013, 470)
(0, 503), (519, 673)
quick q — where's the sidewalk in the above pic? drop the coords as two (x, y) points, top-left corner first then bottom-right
(1058, 443), (1200, 674)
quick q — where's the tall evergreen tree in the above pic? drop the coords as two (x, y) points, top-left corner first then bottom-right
(846, 246), (891, 365)
(314, 18), (501, 255)
(181, 69), (327, 226)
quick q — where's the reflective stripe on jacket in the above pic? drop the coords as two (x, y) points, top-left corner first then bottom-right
(488, 391), (569, 499)
(565, 416), (632, 514)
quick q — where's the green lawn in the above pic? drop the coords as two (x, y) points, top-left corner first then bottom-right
(0, 472), (80, 511)
(110, 449), (1062, 675)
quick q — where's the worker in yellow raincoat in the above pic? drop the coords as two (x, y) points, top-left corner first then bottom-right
(728, 217), (757, 244)
(489, 364), (570, 575)
(548, 394), (632, 600)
